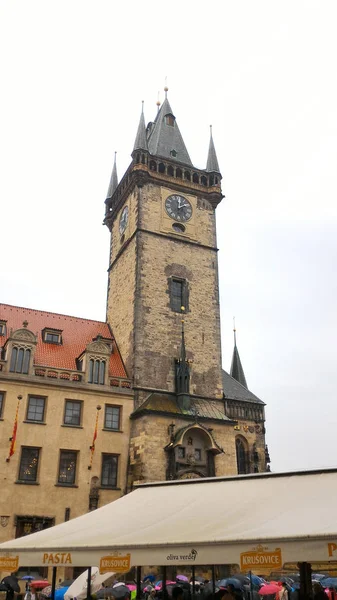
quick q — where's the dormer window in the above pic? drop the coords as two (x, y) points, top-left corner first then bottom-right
(10, 347), (31, 374)
(0, 321), (6, 336)
(88, 359), (106, 385)
(170, 149), (177, 157)
(165, 114), (175, 127)
(43, 328), (62, 344)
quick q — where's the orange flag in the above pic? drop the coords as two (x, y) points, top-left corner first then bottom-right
(7, 400), (20, 461)
(88, 408), (100, 469)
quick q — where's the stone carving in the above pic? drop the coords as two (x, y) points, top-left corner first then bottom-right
(0, 516), (10, 527)
(86, 341), (111, 355)
(11, 329), (37, 343)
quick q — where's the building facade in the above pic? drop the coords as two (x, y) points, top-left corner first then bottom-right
(0, 92), (270, 576)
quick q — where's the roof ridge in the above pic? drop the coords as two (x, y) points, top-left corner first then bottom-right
(0, 303), (109, 327)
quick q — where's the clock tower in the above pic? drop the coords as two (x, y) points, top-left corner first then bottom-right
(104, 91), (224, 407)
(104, 91), (268, 483)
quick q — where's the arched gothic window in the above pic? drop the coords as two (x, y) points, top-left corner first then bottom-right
(236, 437), (249, 474)
(88, 359), (106, 385)
(10, 347), (31, 374)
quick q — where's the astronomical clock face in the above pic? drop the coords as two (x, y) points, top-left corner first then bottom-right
(165, 194), (192, 222)
(119, 206), (129, 235)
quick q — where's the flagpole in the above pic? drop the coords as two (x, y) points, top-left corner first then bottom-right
(6, 395), (22, 462)
(88, 405), (101, 470)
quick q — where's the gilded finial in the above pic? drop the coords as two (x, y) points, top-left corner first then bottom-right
(156, 91), (160, 112)
(233, 316), (237, 346)
(164, 76), (168, 97)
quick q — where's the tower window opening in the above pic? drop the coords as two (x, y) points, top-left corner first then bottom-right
(149, 160), (157, 171)
(184, 171), (191, 181)
(236, 437), (249, 474)
(159, 163), (165, 174)
(172, 223), (185, 233)
(169, 277), (188, 313)
(176, 168), (182, 178)
(210, 175), (214, 186)
(201, 175), (207, 186)
(193, 173), (199, 184)
(165, 114), (175, 126)
(170, 150), (177, 158)
(168, 165), (174, 177)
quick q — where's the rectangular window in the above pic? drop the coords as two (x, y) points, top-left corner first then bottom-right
(42, 328), (62, 344)
(0, 321), (6, 336)
(0, 392), (4, 417)
(64, 400), (82, 426)
(169, 277), (188, 313)
(195, 448), (202, 461)
(58, 450), (77, 485)
(101, 454), (118, 488)
(104, 405), (121, 430)
(177, 447), (185, 459)
(18, 447), (40, 482)
(26, 396), (46, 422)
(171, 279), (184, 312)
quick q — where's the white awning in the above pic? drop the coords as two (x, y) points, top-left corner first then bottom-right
(1, 469), (337, 571)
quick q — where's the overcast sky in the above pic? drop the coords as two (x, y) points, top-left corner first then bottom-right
(1, 1), (337, 473)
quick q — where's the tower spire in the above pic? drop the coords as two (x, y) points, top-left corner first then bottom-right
(147, 90), (192, 166)
(106, 152), (118, 199)
(230, 320), (248, 388)
(206, 125), (220, 173)
(175, 307), (190, 408)
(133, 101), (148, 152)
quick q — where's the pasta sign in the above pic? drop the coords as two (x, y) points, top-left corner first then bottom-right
(100, 554), (131, 574)
(240, 545), (282, 571)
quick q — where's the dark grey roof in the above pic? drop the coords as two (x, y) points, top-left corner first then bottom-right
(133, 104), (148, 152)
(106, 152), (118, 198)
(147, 96), (193, 166)
(206, 127), (220, 173)
(230, 344), (247, 388)
(132, 392), (232, 421)
(222, 369), (264, 405)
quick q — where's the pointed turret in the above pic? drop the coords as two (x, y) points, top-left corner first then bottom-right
(175, 308), (190, 409)
(206, 125), (220, 173)
(133, 101), (148, 152)
(230, 326), (248, 389)
(147, 88), (192, 166)
(106, 152), (118, 199)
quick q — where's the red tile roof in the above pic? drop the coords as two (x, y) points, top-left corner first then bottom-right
(0, 303), (127, 378)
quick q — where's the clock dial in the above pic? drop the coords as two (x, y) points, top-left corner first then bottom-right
(119, 206), (129, 235)
(165, 194), (192, 222)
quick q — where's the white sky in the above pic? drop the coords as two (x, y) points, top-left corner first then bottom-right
(1, 0), (337, 473)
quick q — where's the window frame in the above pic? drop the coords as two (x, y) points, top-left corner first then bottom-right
(0, 321), (6, 337)
(101, 453), (119, 488)
(26, 395), (46, 423)
(18, 446), (40, 483)
(88, 358), (106, 385)
(63, 400), (83, 427)
(9, 346), (31, 374)
(104, 405), (121, 431)
(0, 391), (5, 418)
(169, 277), (189, 313)
(42, 328), (62, 345)
(57, 450), (78, 486)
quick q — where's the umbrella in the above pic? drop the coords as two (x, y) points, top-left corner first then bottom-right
(144, 576), (156, 584)
(0, 584), (9, 592)
(65, 568), (115, 600)
(218, 579), (243, 590)
(155, 582), (176, 591)
(40, 586), (53, 598)
(31, 581), (50, 589)
(55, 588), (70, 600)
(176, 576), (189, 583)
(258, 584), (281, 595)
(321, 579), (337, 589)
(22, 577), (35, 581)
(1, 576), (20, 593)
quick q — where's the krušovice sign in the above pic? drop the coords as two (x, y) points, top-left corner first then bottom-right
(240, 546), (282, 571)
(0, 556), (19, 571)
(99, 554), (131, 574)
